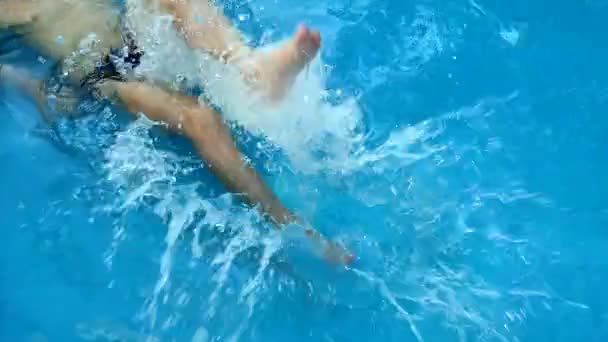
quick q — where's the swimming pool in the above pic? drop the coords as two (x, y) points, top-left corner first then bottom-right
(2, 0), (608, 341)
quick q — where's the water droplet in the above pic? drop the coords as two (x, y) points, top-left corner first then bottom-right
(238, 13), (250, 22)
(500, 27), (520, 46)
(192, 327), (209, 342)
(56, 35), (64, 45)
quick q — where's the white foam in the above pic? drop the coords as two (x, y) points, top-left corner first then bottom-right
(499, 27), (520, 46)
(102, 117), (280, 332)
(398, 6), (446, 73)
(107, 4), (542, 341)
(192, 327), (209, 342)
(123, 0), (365, 174)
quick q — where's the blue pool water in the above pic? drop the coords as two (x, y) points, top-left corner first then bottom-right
(2, 0), (608, 341)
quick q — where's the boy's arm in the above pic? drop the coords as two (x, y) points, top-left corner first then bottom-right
(0, 1), (38, 28)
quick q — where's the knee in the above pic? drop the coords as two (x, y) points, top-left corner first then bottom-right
(179, 101), (225, 140)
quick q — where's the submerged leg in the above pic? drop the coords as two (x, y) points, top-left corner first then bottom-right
(0, 64), (81, 122)
(0, 65), (42, 98)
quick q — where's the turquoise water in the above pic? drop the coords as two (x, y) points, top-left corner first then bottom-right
(2, 0), (608, 341)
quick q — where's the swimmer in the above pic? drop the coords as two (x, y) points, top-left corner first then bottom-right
(0, 0), (354, 265)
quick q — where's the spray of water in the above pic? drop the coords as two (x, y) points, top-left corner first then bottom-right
(72, 2), (591, 341)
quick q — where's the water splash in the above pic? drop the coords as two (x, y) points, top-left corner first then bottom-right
(398, 6), (446, 74)
(99, 114), (288, 338)
(75, 2), (588, 341)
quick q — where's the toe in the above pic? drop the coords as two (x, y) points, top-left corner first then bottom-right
(295, 24), (309, 41)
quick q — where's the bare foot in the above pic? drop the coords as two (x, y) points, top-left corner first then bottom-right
(239, 25), (321, 102)
(323, 240), (356, 265)
(304, 227), (356, 266)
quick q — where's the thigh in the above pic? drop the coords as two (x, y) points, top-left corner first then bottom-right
(97, 79), (200, 132)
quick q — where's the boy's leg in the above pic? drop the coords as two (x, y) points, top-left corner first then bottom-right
(152, 0), (322, 101)
(101, 80), (354, 265)
(101, 79), (294, 223)
(0, 64), (354, 265)
(0, 64), (78, 123)
(0, 64), (292, 223)
(153, 0), (250, 62)
(0, 65), (42, 99)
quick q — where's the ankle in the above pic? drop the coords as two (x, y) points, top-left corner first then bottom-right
(222, 44), (253, 65)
